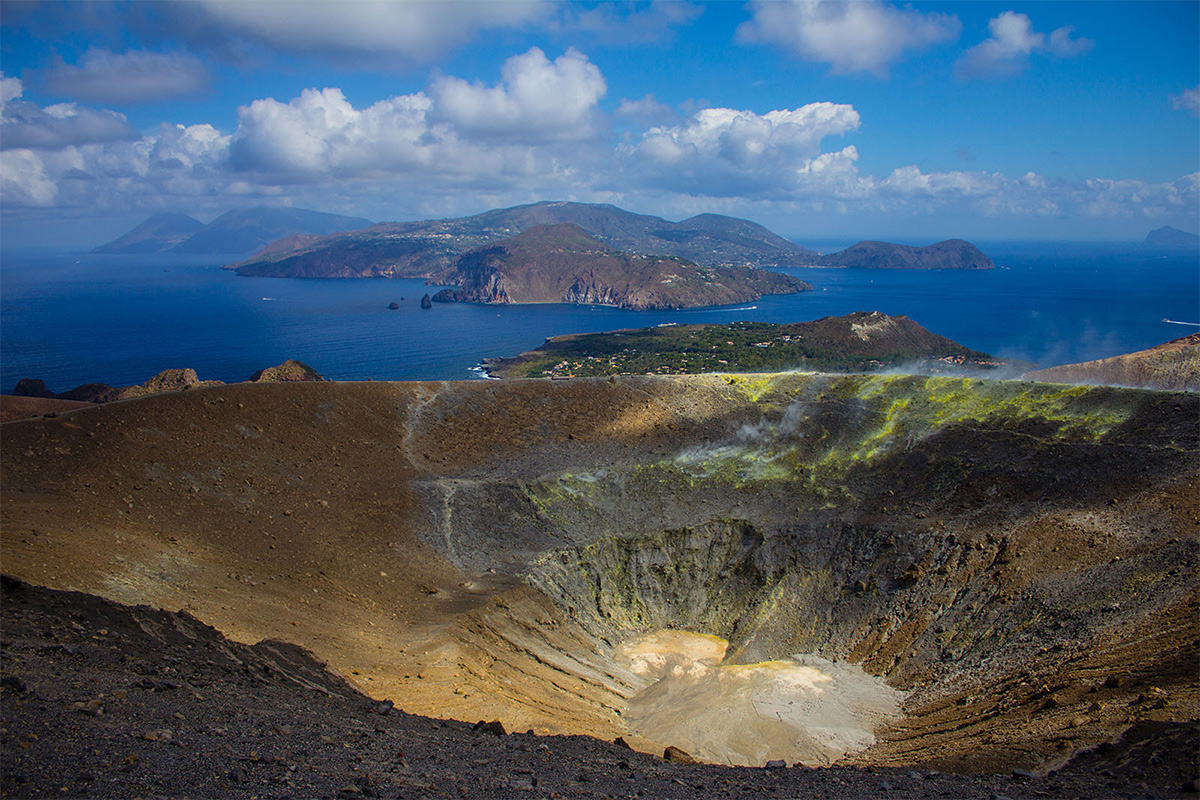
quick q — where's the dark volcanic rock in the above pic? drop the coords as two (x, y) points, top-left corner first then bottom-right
(57, 382), (121, 403)
(420, 293), (433, 309)
(388, 301), (400, 310)
(12, 378), (55, 398)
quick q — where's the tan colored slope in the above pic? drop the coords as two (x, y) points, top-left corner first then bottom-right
(1, 376), (1197, 771)
(1023, 332), (1200, 391)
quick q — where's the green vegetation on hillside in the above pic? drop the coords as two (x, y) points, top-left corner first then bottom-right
(485, 312), (1012, 378)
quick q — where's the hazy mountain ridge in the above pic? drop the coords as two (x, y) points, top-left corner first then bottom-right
(91, 212), (205, 254)
(817, 239), (994, 269)
(93, 208), (372, 256)
(227, 201), (820, 279)
(430, 223), (809, 310)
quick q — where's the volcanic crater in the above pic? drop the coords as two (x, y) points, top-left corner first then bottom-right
(2, 373), (1197, 790)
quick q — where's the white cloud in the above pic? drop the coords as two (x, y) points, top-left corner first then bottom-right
(737, 0), (961, 76)
(0, 149), (59, 206)
(1172, 86), (1200, 117)
(956, 12), (1092, 80)
(194, 0), (549, 63)
(230, 87), (438, 179)
(624, 103), (862, 197)
(1, 96), (138, 151)
(44, 49), (211, 105)
(0, 73), (22, 107)
(430, 48), (606, 142)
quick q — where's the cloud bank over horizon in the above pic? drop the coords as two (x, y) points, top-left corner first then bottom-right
(1, 1), (1196, 243)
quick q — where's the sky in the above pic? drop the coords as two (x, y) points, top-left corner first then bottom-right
(1, 0), (1197, 248)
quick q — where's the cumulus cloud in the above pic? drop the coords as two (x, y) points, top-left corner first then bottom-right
(229, 88), (439, 179)
(44, 49), (211, 105)
(1172, 85), (1200, 116)
(623, 103), (862, 197)
(0, 149), (60, 205)
(956, 12), (1092, 80)
(227, 48), (606, 184)
(430, 48), (606, 142)
(737, 0), (961, 76)
(1, 83), (138, 151)
(1, 73), (22, 107)
(194, 0), (549, 63)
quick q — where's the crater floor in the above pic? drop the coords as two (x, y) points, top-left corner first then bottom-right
(1, 373), (1197, 788)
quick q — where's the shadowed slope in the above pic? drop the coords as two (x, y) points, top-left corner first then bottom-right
(1, 375), (1196, 772)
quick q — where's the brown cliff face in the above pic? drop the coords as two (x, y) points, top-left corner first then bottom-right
(436, 223), (809, 309)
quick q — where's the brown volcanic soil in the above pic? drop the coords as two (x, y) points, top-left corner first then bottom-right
(0, 396), (92, 423)
(1023, 333), (1200, 391)
(1, 375), (1198, 796)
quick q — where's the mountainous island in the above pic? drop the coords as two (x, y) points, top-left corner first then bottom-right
(93, 207), (372, 256)
(226, 201), (819, 279)
(429, 223), (808, 310)
(816, 239), (994, 269)
(1144, 225), (1200, 250)
(483, 311), (1010, 378)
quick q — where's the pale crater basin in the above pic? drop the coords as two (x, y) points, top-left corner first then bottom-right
(617, 630), (905, 767)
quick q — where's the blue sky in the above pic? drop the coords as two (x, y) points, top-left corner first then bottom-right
(1, 0), (1197, 248)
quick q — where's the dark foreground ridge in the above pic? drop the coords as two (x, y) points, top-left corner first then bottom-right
(3, 575), (1195, 800)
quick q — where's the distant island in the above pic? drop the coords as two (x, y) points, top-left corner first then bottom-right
(93, 208), (372, 256)
(1144, 226), (1200, 250)
(226, 201), (819, 279)
(482, 311), (1012, 379)
(428, 223), (808, 311)
(816, 239), (994, 269)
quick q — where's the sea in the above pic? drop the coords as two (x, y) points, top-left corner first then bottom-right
(1, 241), (1197, 394)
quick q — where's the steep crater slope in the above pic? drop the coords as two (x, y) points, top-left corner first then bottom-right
(1, 375), (1196, 774)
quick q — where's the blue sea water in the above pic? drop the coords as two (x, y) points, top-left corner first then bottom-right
(1, 241), (1196, 393)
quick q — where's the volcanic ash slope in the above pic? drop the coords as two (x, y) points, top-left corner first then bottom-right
(1, 373), (1196, 774)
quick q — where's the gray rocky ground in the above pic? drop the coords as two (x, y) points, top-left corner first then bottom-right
(2, 577), (1196, 800)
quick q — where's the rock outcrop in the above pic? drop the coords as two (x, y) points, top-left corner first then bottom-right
(248, 360), (325, 383)
(11, 378), (55, 398)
